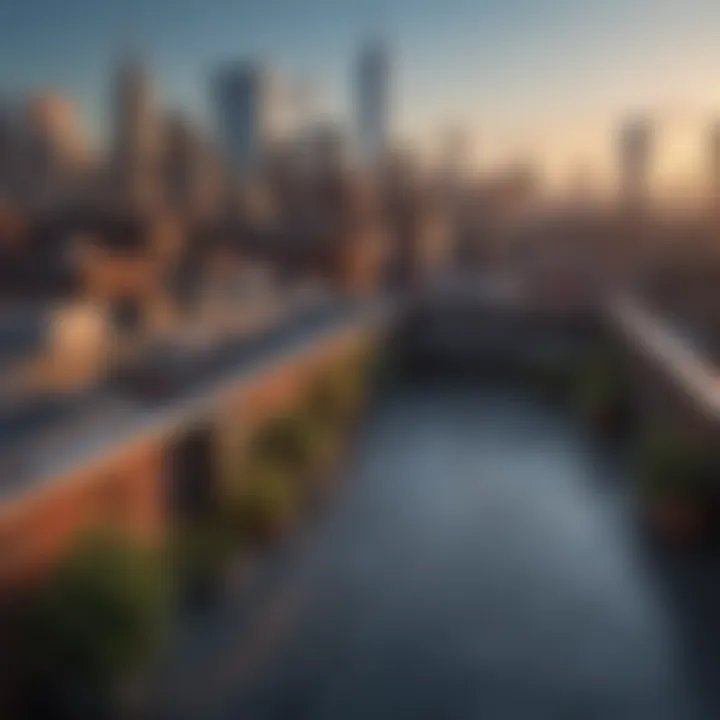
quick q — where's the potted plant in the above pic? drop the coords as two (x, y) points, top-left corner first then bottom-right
(310, 361), (368, 428)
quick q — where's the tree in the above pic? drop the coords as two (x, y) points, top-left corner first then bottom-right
(21, 530), (168, 711)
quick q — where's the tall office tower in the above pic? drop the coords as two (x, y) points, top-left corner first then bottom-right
(163, 113), (202, 213)
(112, 55), (162, 211)
(619, 117), (653, 208)
(213, 62), (278, 177)
(163, 113), (223, 219)
(709, 121), (720, 211)
(0, 102), (19, 201)
(439, 127), (472, 198)
(355, 38), (390, 171)
(24, 93), (89, 208)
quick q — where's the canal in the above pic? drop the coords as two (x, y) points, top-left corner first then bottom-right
(155, 376), (719, 720)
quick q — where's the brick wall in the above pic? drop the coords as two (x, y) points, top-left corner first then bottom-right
(0, 436), (165, 590)
(0, 324), (377, 590)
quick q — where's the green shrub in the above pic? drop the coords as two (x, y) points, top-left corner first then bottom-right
(307, 377), (344, 427)
(217, 352), (375, 542)
(297, 414), (341, 472)
(254, 415), (318, 472)
(22, 531), (168, 693)
(574, 349), (628, 429)
(171, 519), (239, 588)
(310, 364), (367, 426)
(225, 461), (299, 540)
(636, 428), (715, 501)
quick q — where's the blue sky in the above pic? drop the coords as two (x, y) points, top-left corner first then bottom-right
(1, 0), (720, 185)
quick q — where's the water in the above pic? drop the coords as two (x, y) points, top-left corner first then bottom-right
(157, 379), (711, 720)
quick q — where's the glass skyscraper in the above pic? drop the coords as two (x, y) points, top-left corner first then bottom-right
(355, 39), (390, 170)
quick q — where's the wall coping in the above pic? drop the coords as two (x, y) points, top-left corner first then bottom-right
(611, 297), (720, 418)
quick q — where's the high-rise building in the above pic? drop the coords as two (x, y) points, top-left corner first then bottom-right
(213, 62), (278, 177)
(24, 93), (89, 208)
(163, 113), (203, 213)
(296, 121), (350, 176)
(27, 94), (87, 164)
(163, 113), (223, 219)
(111, 55), (162, 210)
(355, 39), (390, 170)
(709, 121), (720, 210)
(619, 117), (653, 207)
(0, 101), (20, 201)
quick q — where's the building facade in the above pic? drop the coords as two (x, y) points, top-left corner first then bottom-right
(619, 117), (653, 209)
(111, 56), (163, 211)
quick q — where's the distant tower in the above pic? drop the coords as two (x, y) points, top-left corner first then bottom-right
(709, 121), (720, 211)
(163, 113), (206, 217)
(355, 38), (390, 170)
(112, 55), (162, 211)
(298, 121), (350, 175)
(25, 93), (88, 209)
(213, 62), (277, 177)
(619, 117), (653, 208)
(440, 127), (473, 183)
(0, 102), (13, 199)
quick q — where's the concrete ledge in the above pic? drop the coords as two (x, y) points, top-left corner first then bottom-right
(610, 298), (720, 419)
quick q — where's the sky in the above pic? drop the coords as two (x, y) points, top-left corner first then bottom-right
(1, 0), (720, 191)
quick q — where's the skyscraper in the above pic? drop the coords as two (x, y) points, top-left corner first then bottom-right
(709, 121), (720, 211)
(163, 113), (223, 219)
(25, 93), (89, 207)
(112, 55), (162, 210)
(213, 62), (277, 177)
(619, 117), (653, 208)
(355, 39), (390, 170)
(163, 113), (202, 214)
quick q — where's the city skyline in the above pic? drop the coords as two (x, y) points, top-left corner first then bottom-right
(2, 0), (720, 192)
